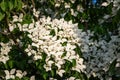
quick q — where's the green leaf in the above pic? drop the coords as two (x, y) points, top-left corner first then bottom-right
(13, 0), (17, 8)
(4, 63), (8, 69)
(65, 60), (72, 72)
(8, 1), (13, 10)
(0, 12), (5, 21)
(108, 59), (117, 76)
(50, 29), (55, 36)
(0, 1), (7, 12)
(74, 44), (82, 57)
(61, 51), (67, 58)
(51, 70), (54, 77)
(8, 60), (14, 69)
(22, 14), (32, 24)
(81, 72), (88, 80)
(61, 42), (67, 46)
(0, 70), (5, 78)
(72, 59), (76, 67)
(17, 0), (22, 10)
(49, 0), (55, 6)
(12, 27), (20, 35)
(22, 77), (29, 80)
(43, 73), (48, 80)
(35, 61), (40, 67)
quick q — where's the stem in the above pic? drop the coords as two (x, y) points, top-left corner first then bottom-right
(0, 31), (9, 36)
(21, 9), (26, 15)
(31, 0), (35, 8)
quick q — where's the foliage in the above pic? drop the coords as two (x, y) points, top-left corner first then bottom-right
(0, 0), (120, 80)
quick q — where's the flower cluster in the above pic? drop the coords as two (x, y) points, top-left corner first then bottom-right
(81, 30), (120, 78)
(21, 17), (86, 77)
(0, 41), (13, 64)
(1, 6), (119, 79)
(8, 14), (87, 77)
(4, 11), (119, 79)
(3, 69), (35, 80)
(4, 69), (27, 80)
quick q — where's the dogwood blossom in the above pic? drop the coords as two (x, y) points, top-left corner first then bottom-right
(14, 17), (86, 77)
(4, 69), (27, 80)
(81, 30), (120, 78)
(0, 41), (13, 64)
(4, 7), (119, 79)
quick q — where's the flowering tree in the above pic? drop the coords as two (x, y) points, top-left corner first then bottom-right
(0, 0), (120, 80)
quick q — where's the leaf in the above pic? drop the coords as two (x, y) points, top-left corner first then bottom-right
(81, 72), (88, 80)
(4, 63), (8, 69)
(61, 42), (67, 46)
(107, 2), (113, 14)
(22, 77), (29, 80)
(50, 29), (55, 36)
(0, 70), (5, 77)
(72, 59), (76, 67)
(43, 73), (48, 80)
(108, 59), (117, 76)
(51, 70), (54, 77)
(65, 60), (72, 72)
(8, 1), (13, 10)
(12, 27), (20, 36)
(0, 1), (7, 12)
(22, 14), (32, 24)
(8, 60), (14, 69)
(0, 12), (5, 21)
(17, 0), (22, 10)
(49, 0), (55, 6)
(61, 51), (67, 58)
(74, 44), (82, 57)
(13, 0), (17, 8)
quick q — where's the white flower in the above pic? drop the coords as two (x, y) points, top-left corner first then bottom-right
(44, 65), (52, 71)
(12, 15), (18, 22)
(56, 69), (65, 77)
(13, 16), (87, 77)
(33, 8), (40, 18)
(30, 75), (35, 80)
(65, 3), (70, 8)
(16, 70), (23, 78)
(70, 0), (76, 3)
(34, 55), (42, 60)
(4, 70), (15, 79)
(55, 63), (62, 69)
(55, 3), (60, 7)
(67, 77), (76, 80)
(10, 69), (16, 75)
(0, 56), (9, 64)
(29, 23), (34, 29)
(101, 2), (109, 7)
(49, 78), (57, 80)
(103, 15), (110, 19)
(0, 42), (12, 64)
(47, 60), (54, 66)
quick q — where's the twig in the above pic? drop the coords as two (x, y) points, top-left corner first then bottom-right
(0, 31), (10, 36)
(31, 0), (35, 8)
(21, 9), (26, 15)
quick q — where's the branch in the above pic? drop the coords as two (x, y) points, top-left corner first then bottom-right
(21, 9), (26, 15)
(0, 31), (10, 36)
(31, 0), (35, 8)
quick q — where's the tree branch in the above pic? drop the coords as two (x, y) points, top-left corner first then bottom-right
(31, 0), (35, 8)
